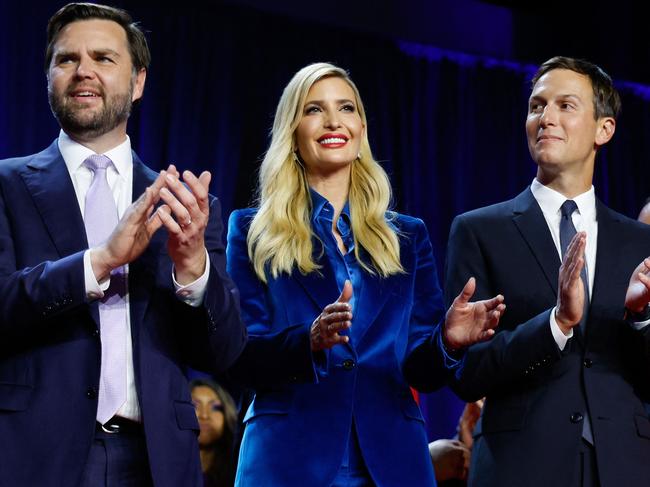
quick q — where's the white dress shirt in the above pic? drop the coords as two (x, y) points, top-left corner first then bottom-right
(530, 178), (597, 351)
(58, 130), (209, 421)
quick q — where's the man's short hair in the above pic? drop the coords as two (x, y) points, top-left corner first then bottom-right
(44, 2), (150, 73)
(531, 56), (621, 120)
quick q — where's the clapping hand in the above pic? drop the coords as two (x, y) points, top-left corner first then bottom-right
(443, 277), (505, 350)
(555, 232), (587, 334)
(310, 281), (353, 352)
(625, 257), (650, 314)
(156, 165), (211, 285)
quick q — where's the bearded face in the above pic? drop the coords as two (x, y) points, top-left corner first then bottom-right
(46, 19), (145, 142)
(48, 75), (135, 139)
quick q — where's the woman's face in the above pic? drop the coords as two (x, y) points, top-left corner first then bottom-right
(192, 386), (225, 447)
(295, 76), (365, 175)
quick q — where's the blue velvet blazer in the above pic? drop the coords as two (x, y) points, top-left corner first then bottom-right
(226, 208), (455, 487)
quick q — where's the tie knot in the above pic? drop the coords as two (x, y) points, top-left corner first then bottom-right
(84, 154), (113, 172)
(560, 199), (578, 218)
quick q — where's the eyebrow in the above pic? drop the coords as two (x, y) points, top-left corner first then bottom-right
(305, 98), (356, 105)
(529, 94), (582, 103)
(92, 49), (122, 58)
(54, 48), (121, 59)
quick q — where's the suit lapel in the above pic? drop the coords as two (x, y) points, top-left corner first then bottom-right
(591, 200), (624, 322)
(512, 188), (561, 296)
(292, 241), (397, 350)
(19, 140), (88, 258)
(291, 247), (359, 352)
(19, 140), (99, 326)
(131, 153), (154, 200)
(293, 243), (340, 312)
(352, 262), (397, 345)
(127, 156), (159, 336)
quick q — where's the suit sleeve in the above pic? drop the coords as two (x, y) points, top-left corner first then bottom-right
(444, 214), (562, 402)
(402, 218), (459, 392)
(223, 209), (326, 389)
(171, 196), (248, 374)
(0, 183), (87, 339)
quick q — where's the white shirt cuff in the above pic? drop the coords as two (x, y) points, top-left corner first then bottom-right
(84, 249), (110, 300)
(629, 319), (650, 331)
(172, 248), (210, 307)
(549, 306), (572, 351)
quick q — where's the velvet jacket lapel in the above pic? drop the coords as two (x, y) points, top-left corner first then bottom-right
(292, 237), (398, 350)
(352, 249), (398, 345)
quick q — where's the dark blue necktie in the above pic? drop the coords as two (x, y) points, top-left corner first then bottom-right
(560, 199), (593, 444)
(560, 200), (590, 324)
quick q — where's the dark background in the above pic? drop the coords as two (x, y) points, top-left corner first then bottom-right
(2, 0), (649, 441)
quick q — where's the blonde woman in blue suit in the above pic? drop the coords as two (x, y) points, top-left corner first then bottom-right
(226, 62), (505, 487)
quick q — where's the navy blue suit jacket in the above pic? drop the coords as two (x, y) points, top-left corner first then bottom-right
(226, 208), (456, 487)
(0, 141), (247, 487)
(444, 188), (650, 487)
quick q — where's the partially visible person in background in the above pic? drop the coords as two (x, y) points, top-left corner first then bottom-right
(191, 379), (239, 487)
(429, 438), (469, 485)
(429, 399), (484, 486)
(637, 197), (650, 224)
(456, 399), (483, 449)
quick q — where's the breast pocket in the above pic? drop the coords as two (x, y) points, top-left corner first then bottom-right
(0, 355), (33, 412)
(243, 390), (294, 423)
(400, 393), (425, 424)
(174, 400), (199, 431)
(635, 414), (650, 440)
(0, 383), (33, 412)
(478, 395), (528, 435)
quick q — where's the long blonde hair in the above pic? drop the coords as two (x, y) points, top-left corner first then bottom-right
(248, 62), (403, 282)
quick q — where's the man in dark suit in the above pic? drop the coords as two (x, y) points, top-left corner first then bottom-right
(445, 56), (650, 487)
(0, 4), (246, 486)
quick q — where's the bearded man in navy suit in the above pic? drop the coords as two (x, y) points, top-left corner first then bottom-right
(445, 57), (650, 487)
(0, 4), (246, 486)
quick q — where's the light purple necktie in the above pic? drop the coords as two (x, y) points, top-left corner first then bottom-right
(83, 154), (127, 424)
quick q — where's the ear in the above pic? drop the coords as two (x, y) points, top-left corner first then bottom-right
(595, 117), (615, 147)
(132, 68), (147, 102)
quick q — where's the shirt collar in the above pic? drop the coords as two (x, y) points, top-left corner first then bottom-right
(309, 187), (350, 222)
(57, 129), (133, 176)
(530, 178), (596, 219)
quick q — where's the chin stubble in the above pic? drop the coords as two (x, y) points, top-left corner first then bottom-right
(48, 81), (134, 139)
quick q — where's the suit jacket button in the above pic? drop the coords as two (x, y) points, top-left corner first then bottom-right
(342, 359), (356, 371)
(570, 412), (583, 423)
(86, 387), (98, 399)
(583, 358), (593, 368)
(92, 329), (100, 338)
